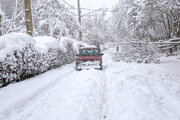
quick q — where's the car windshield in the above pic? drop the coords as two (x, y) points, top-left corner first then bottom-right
(80, 49), (100, 56)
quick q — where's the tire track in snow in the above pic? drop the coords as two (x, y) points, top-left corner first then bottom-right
(100, 53), (111, 120)
(1, 66), (75, 120)
(3, 69), (106, 120)
(100, 71), (107, 120)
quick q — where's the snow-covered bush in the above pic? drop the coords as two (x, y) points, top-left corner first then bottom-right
(113, 42), (160, 64)
(33, 0), (79, 39)
(0, 33), (83, 87)
(0, 33), (36, 86)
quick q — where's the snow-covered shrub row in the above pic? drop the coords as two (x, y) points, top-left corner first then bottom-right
(0, 33), (86, 87)
(113, 43), (160, 64)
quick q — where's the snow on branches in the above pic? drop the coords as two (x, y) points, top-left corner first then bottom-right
(0, 33), (86, 87)
(113, 42), (160, 64)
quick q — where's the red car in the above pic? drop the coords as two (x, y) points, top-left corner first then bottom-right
(76, 47), (103, 70)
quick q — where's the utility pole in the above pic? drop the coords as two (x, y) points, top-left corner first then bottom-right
(77, 0), (82, 41)
(0, 2), (2, 36)
(24, 0), (33, 36)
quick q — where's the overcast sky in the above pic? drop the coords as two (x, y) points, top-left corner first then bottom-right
(63, 0), (119, 17)
(64, 0), (119, 10)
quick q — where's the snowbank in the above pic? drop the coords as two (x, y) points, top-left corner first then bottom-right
(0, 64), (74, 120)
(34, 36), (91, 54)
(105, 55), (180, 120)
(60, 37), (94, 53)
(34, 36), (60, 53)
(60, 37), (78, 53)
(0, 33), (35, 61)
(0, 33), (87, 87)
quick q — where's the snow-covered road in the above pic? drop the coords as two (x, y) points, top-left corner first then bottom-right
(1, 50), (180, 120)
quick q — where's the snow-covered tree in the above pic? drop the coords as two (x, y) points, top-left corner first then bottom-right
(111, 0), (162, 63)
(82, 10), (112, 46)
(157, 0), (180, 39)
(0, 33), (81, 87)
(0, 3), (3, 36)
(32, 0), (79, 39)
(1, 0), (25, 34)
(111, 0), (180, 41)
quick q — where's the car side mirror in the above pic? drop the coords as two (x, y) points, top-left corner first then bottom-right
(101, 53), (104, 56)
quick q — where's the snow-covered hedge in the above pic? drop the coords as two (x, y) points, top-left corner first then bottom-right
(0, 33), (86, 87)
(113, 43), (160, 64)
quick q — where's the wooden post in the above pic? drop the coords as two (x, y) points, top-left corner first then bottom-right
(0, 14), (2, 36)
(24, 0), (33, 36)
(77, 0), (82, 41)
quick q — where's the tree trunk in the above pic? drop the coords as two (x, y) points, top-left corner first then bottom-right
(162, 13), (168, 39)
(0, 14), (2, 36)
(166, 13), (171, 39)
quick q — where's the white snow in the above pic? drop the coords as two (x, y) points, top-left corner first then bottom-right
(34, 36), (61, 53)
(0, 48), (180, 120)
(0, 33), (35, 61)
(34, 36), (90, 54)
(0, 9), (4, 16)
(60, 37), (95, 53)
(0, 64), (74, 120)
(104, 55), (180, 120)
(60, 37), (76, 52)
(39, 20), (47, 28)
(76, 61), (101, 70)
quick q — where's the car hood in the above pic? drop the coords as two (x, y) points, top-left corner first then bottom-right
(77, 56), (101, 61)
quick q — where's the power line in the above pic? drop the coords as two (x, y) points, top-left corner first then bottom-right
(81, 7), (101, 11)
(62, 0), (77, 9)
(61, 0), (116, 13)
(79, 7), (115, 12)
(80, 8), (102, 17)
